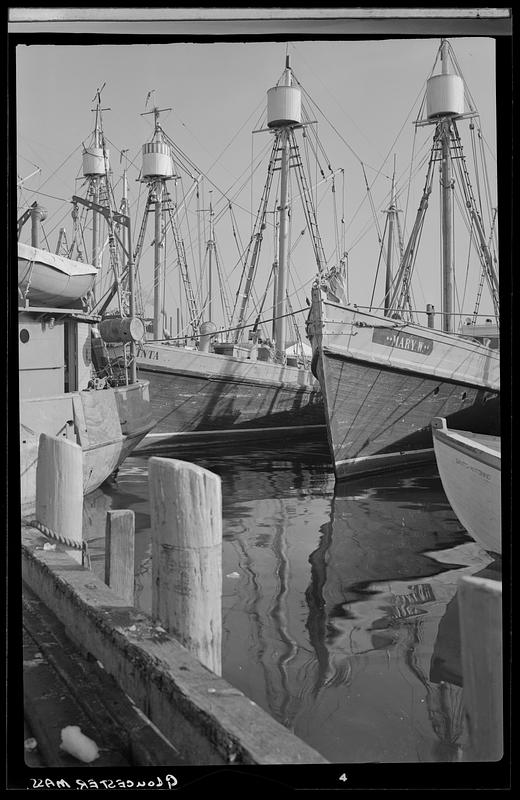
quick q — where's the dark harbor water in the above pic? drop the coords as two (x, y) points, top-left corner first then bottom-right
(82, 438), (500, 764)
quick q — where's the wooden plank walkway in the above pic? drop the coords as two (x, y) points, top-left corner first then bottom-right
(22, 582), (188, 768)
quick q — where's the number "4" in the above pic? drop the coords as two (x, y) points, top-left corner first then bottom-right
(339, 773), (348, 782)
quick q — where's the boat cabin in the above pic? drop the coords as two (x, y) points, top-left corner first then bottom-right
(459, 321), (499, 350)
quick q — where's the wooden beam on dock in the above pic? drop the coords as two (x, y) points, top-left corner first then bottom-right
(22, 523), (328, 765)
(458, 575), (503, 761)
(105, 509), (135, 604)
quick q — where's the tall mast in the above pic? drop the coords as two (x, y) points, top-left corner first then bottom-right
(384, 159), (397, 316)
(268, 55), (301, 359)
(140, 105), (173, 340)
(423, 38), (465, 332)
(439, 39), (454, 333)
(83, 85), (110, 271)
(208, 193), (214, 323)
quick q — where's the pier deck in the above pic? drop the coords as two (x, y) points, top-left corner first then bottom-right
(23, 582), (187, 768)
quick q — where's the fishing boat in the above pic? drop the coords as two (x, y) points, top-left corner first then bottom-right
(133, 59), (329, 449)
(306, 39), (500, 480)
(432, 417), (501, 555)
(18, 97), (155, 516)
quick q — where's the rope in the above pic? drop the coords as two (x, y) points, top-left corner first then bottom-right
(29, 519), (91, 569)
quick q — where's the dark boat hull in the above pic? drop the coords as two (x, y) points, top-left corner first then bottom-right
(136, 342), (325, 448)
(307, 290), (500, 480)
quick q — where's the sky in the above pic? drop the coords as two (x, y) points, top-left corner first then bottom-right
(15, 35), (500, 337)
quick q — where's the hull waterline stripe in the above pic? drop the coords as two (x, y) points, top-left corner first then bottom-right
(335, 447), (433, 467)
(144, 424), (327, 439)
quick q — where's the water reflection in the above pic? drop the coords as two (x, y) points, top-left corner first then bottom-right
(82, 447), (498, 763)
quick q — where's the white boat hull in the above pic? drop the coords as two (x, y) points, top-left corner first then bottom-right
(432, 417), (501, 554)
(20, 380), (155, 516)
(18, 242), (97, 308)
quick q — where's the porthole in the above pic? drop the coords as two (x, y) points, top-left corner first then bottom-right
(19, 329), (30, 344)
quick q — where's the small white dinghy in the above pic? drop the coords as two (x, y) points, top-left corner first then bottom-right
(18, 242), (97, 308)
(431, 417), (501, 555)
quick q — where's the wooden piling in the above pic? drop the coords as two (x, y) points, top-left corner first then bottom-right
(105, 510), (135, 604)
(149, 457), (222, 675)
(458, 575), (503, 761)
(35, 433), (83, 565)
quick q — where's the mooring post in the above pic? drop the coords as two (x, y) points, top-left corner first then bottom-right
(35, 433), (84, 565)
(149, 457), (222, 675)
(105, 509), (135, 604)
(458, 575), (503, 761)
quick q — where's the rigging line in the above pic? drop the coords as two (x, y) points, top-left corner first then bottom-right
(402, 124), (421, 240)
(17, 154), (41, 169)
(469, 123), (484, 220)
(202, 95), (266, 177)
(212, 137), (275, 227)
(36, 143), (84, 191)
(361, 163), (384, 248)
(104, 137), (141, 174)
(20, 188), (70, 203)
(369, 83), (432, 236)
(459, 216), (474, 317)
(206, 135), (274, 227)
(147, 305), (312, 344)
(369, 213), (388, 312)
(477, 127), (497, 235)
(447, 43), (479, 115)
(297, 84), (370, 171)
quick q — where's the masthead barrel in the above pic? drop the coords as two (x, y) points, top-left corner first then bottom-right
(426, 73), (464, 119)
(426, 38), (464, 119)
(141, 140), (174, 180)
(82, 146), (110, 177)
(267, 57), (301, 128)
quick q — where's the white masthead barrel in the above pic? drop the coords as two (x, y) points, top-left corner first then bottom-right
(426, 74), (464, 118)
(83, 146), (110, 177)
(142, 140), (174, 179)
(267, 55), (301, 128)
(426, 40), (464, 119)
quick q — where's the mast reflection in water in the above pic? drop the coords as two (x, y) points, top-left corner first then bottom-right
(82, 439), (499, 763)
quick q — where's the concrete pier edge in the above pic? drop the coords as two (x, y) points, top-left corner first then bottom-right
(21, 523), (328, 766)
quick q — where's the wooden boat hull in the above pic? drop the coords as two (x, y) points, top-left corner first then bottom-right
(135, 342), (325, 447)
(432, 417), (501, 555)
(18, 242), (97, 308)
(20, 380), (155, 516)
(307, 289), (500, 479)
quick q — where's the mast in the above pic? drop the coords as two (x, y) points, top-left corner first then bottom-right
(439, 40), (454, 333)
(207, 193), (214, 323)
(140, 105), (173, 340)
(83, 87), (110, 271)
(422, 38), (465, 332)
(154, 180), (164, 340)
(384, 160), (397, 316)
(268, 56), (301, 360)
(274, 126), (291, 356)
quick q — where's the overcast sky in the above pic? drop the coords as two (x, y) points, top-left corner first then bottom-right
(15, 36), (499, 329)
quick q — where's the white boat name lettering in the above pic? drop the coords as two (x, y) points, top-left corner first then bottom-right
(372, 328), (433, 355)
